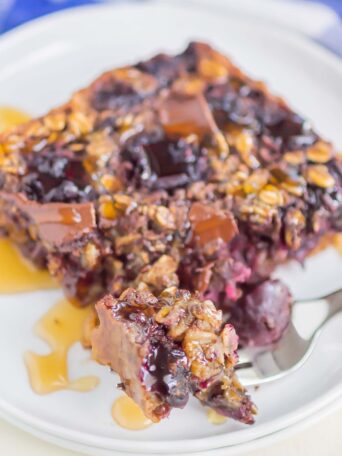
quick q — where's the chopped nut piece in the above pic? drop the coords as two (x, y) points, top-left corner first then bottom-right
(224, 169), (250, 195)
(116, 114), (134, 129)
(43, 112), (66, 132)
(115, 234), (141, 255)
(112, 66), (158, 94)
(214, 130), (230, 156)
(198, 58), (229, 81)
(283, 150), (306, 166)
(284, 208), (305, 249)
(234, 130), (254, 154)
(149, 205), (176, 230)
(280, 180), (305, 197)
(81, 242), (100, 269)
(25, 120), (49, 138)
(138, 255), (179, 292)
(306, 165), (335, 188)
(92, 288), (256, 424)
(243, 169), (269, 194)
(68, 111), (94, 136)
(259, 185), (284, 206)
(86, 131), (115, 158)
(99, 196), (117, 220)
(172, 76), (205, 96)
(113, 194), (133, 211)
(306, 141), (332, 164)
(100, 174), (122, 192)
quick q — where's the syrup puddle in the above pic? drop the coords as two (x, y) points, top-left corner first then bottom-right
(0, 107), (99, 395)
(111, 396), (152, 430)
(0, 108), (56, 294)
(0, 239), (57, 294)
(25, 299), (99, 394)
(206, 408), (227, 425)
(0, 106), (30, 130)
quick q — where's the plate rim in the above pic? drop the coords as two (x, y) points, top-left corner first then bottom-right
(2, 394), (342, 456)
(0, 1), (342, 453)
(1, 382), (342, 453)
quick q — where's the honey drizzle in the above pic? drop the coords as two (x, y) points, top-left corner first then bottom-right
(0, 108), (56, 293)
(0, 108), (54, 294)
(111, 396), (152, 430)
(25, 299), (99, 394)
(0, 107), (99, 395)
(206, 408), (227, 425)
(0, 239), (57, 294)
(0, 106), (30, 130)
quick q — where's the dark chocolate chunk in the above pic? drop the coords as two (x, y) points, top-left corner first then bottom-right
(160, 92), (218, 139)
(189, 202), (238, 247)
(1, 193), (96, 247)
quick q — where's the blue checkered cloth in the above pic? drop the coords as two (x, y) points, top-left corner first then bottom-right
(0, 1), (341, 57)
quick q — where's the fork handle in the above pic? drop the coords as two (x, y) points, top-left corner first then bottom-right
(319, 288), (342, 325)
(306, 288), (342, 341)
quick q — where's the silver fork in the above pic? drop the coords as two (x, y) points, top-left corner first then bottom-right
(236, 288), (342, 386)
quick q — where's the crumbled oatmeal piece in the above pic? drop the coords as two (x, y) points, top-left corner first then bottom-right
(92, 287), (256, 423)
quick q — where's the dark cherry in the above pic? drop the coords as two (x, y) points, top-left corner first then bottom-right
(136, 53), (182, 86)
(144, 337), (190, 408)
(92, 79), (141, 112)
(206, 79), (317, 152)
(22, 147), (92, 203)
(145, 140), (201, 176)
(121, 138), (208, 191)
(229, 280), (292, 347)
(197, 380), (255, 424)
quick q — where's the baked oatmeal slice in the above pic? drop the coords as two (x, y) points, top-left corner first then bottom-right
(92, 287), (256, 423)
(0, 42), (340, 345)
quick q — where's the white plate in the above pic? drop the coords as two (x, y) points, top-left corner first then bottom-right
(0, 2), (342, 455)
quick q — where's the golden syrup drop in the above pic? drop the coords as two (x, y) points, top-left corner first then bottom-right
(111, 396), (152, 430)
(308, 233), (342, 258)
(69, 376), (99, 392)
(24, 298), (99, 394)
(0, 239), (57, 294)
(207, 408), (227, 425)
(0, 106), (30, 131)
(332, 233), (342, 257)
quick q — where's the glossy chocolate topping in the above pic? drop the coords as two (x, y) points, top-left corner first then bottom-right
(0, 192), (96, 247)
(189, 202), (238, 246)
(160, 92), (218, 139)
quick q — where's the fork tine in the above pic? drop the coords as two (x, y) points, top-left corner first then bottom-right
(236, 349), (253, 366)
(235, 365), (263, 387)
(236, 321), (310, 386)
(266, 321), (309, 370)
(236, 290), (342, 387)
(236, 348), (265, 386)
